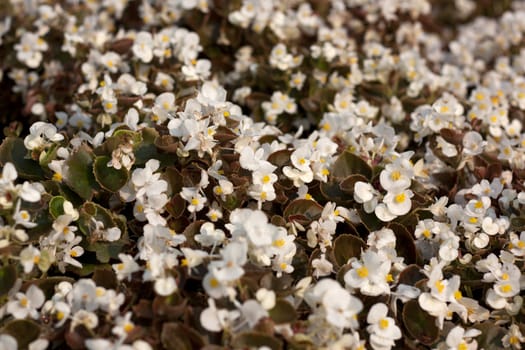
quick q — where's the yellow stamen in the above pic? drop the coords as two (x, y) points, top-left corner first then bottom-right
(273, 239), (285, 248)
(390, 171), (401, 181)
(357, 266), (369, 278)
(435, 280), (445, 293)
(20, 297), (28, 307)
(394, 193), (406, 203)
(379, 319), (389, 329)
(499, 284), (512, 293)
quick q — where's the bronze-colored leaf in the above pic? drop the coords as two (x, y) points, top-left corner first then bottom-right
(388, 222), (417, 264)
(283, 199), (323, 225)
(402, 299), (439, 345)
(231, 331), (283, 350)
(332, 234), (366, 267)
(268, 299), (298, 324)
(332, 150), (372, 180)
(1, 319), (41, 349)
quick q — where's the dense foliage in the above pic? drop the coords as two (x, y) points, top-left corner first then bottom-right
(1, 0), (525, 349)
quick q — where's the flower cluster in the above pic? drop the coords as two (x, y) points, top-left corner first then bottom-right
(2, 0), (525, 349)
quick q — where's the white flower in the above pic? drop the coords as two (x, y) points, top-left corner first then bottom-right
(154, 276), (177, 296)
(70, 310), (98, 331)
(113, 254), (140, 281)
(383, 189), (413, 216)
(180, 187), (207, 213)
(112, 311), (135, 339)
(132, 32), (154, 63)
(444, 326), (481, 350)
(344, 250), (392, 296)
(195, 222), (225, 247)
(200, 298), (240, 332)
(210, 241), (247, 282)
(379, 166), (411, 192)
(366, 303), (401, 350)
(255, 288), (276, 310)
(7, 285), (45, 319)
(322, 284), (363, 329)
(20, 245), (41, 273)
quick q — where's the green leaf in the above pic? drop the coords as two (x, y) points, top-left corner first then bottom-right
(332, 150), (372, 180)
(231, 332), (283, 350)
(93, 156), (129, 192)
(49, 196), (66, 218)
(402, 299), (439, 345)
(1, 319), (41, 349)
(269, 299), (298, 324)
(0, 137), (45, 180)
(65, 146), (98, 200)
(0, 265), (17, 296)
(332, 234), (366, 267)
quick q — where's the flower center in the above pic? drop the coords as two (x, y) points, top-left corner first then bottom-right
(357, 266), (369, 278)
(379, 318), (389, 329)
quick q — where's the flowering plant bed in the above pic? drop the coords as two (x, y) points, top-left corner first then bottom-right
(0, 0), (525, 349)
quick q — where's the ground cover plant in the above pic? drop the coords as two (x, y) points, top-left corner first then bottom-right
(0, 0), (525, 349)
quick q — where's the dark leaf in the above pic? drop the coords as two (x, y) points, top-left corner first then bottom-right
(1, 319), (40, 349)
(269, 299), (298, 324)
(0, 265), (17, 296)
(0, 137), (45, 180)
(231, 331), (283, 350)
(402, 299), (439, 345)
(332, 151), (372, 180)
(332, 234), (366, 267)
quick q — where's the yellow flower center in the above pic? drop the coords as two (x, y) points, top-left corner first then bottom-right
(502, 273), (509, 280)
(509, 336), (519, 345)
(56, 311), (65, 321)
(474, 201), (483, 209)
(124, 322), (134, 333)
(20, 297), (29, 307)
(210, 278), (219, 288)
(191, 198), (199, 206)
(379, 318), (389, 329)
(262, 175), (271, 184)
(273, 239), (285, 248)
(500, 284), (513, 293)
(357, 266), (369, 278)
(458, 342), (468, 350)
(386, 274), (394, 282)
(435, 280), (445, 293)
(422, 229), (431, 238)
(517, 240), (525, 249)
(279, 262), (288, 270)
(52, 172), (63, 182)
(33, 255), (40, 264)
(440, 105), (449, 114)
(454, 290), (462, 300)
(394, 193), (406, 203)
(390, 170), (401, 181)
